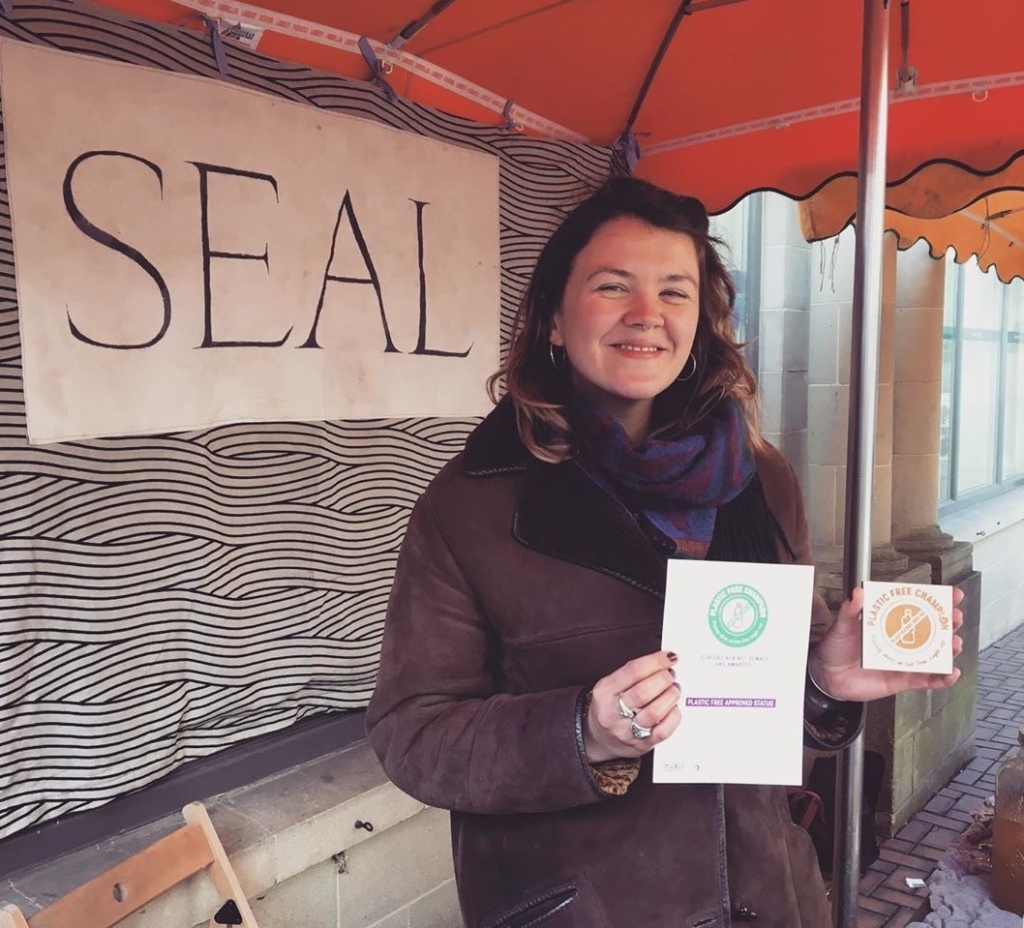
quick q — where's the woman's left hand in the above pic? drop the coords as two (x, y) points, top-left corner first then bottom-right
(807, 586), (964, 702)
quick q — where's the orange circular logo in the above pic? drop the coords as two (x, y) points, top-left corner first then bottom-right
(864, 585), (952, 671)
(882, 603), (934, 652)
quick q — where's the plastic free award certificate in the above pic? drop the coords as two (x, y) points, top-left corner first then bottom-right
(654, 559), (815, 785)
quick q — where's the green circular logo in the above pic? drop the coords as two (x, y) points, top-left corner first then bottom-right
(708, 584), (769, 647)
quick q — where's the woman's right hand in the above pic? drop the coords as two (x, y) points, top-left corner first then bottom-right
(583, 651), (681, 763)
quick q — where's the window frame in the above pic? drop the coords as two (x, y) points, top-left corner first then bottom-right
(939, 259), (1024, 512)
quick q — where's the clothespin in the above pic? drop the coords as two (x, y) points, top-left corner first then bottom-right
(178, 12), (229, 77)
(502, 100), (524, 132)
(358, 37), (397, 102)
(611, 130), (641, 174)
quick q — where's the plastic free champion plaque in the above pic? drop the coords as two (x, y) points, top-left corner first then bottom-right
(862, 580), (954, 675)
(654, 560), (815, 785)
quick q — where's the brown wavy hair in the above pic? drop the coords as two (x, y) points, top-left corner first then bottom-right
(487, 176), (762, 463)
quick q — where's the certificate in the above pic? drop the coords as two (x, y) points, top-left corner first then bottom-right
(653, 559), (815, 785)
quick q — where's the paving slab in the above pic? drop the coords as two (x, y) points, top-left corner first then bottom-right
(854, 620), (1024, 925)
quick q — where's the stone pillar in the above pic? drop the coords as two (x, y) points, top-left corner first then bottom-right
(870, 232), (916, 580)
(799, 209), (980, 838)
(889, 241), (973, 582)
(806, 228), (923, 603)
(757, 192), (811, 483)
(807, 229), (853, 574)
(865, 570), (980, 837)
(867, 243), (978, 837)
(891, 242), (947, 543)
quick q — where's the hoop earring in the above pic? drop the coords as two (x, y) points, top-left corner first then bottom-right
(676, 353), (698, 382)
(549, 343), (566, 370)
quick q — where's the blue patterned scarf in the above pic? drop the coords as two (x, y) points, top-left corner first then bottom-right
(571, 397), (756, 559)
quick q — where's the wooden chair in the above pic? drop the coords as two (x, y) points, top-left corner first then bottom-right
(0, 802), (259, 928)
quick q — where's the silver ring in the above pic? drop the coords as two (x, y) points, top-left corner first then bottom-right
(631, 721), (653, 740)
(617, 697), (638, 720)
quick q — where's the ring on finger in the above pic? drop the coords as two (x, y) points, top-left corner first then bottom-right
(617, 696), (638, 720)
(630, 720), (653, 739)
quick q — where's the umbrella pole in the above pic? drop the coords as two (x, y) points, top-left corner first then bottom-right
(833, 1), (891, 927)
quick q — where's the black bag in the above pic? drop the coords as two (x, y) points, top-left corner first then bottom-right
(789, 751), (885, 877)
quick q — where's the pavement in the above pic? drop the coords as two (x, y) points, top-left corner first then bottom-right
(854, 620), (1024, 927)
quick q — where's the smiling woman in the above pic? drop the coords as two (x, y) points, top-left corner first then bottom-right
(549, 216), (701, 442)
(364, 177), (884, 928)
(364, 176), (967, 928)
(490, 178), (762, 466)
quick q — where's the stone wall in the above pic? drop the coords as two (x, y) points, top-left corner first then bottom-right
(761, 200), (993, 836)
(864, 569), (981, 835)
(942, 486), (1024, 649)
(0, 743), (460, 928)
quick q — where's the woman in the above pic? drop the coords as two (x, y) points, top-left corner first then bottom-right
(366, 177), (962, 928)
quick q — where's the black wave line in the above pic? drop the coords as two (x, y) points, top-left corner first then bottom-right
(0, 0), (604, 837)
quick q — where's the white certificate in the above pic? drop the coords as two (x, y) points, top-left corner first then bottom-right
(654, 560), (815, 785)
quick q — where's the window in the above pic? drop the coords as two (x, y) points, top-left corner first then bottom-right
(939, 256), (1024, 506)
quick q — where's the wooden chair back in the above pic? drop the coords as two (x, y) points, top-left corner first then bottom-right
(0, 802), (258, 928)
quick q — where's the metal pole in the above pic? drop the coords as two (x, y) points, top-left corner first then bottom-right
(833, 1), (890, 927)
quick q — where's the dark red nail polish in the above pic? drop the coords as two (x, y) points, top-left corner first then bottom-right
(667, 651), (678, 663)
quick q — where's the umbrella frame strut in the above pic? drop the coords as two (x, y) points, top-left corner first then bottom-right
(833, 1), (890, 926)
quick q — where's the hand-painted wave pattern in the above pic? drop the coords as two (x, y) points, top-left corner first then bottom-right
(0, 0), (612, 839)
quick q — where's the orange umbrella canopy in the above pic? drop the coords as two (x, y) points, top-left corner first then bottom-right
(92, 0), (1024, 214)
(800, 151), (1024, 283)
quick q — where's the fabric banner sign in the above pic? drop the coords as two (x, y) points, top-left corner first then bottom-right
(0, 39), (500, 444)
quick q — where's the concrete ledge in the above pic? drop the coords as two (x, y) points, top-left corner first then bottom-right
(940, 483), (1024, 543)
(0, 741), (458, 928)
(941, 485), (1024, 648)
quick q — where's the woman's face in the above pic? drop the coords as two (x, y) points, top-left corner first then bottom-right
(550, 216), (700, 438)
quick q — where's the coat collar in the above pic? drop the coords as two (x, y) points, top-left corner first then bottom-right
(463, 399), (786, 599)
(464, 399), (669, 598)
(463, 397), (531, 476)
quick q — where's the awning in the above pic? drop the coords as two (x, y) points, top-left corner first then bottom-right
(800, 151), (1024, 283)
(86, 0), (1024, 213)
